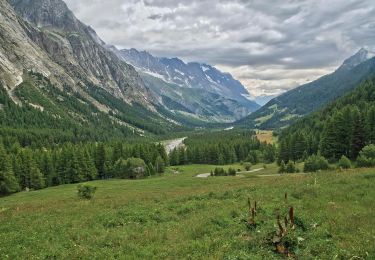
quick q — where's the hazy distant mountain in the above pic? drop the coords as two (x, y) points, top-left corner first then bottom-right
(114, 48), (260, 122)
(238, 48), (375, 129)
(253, 95), (278, 106)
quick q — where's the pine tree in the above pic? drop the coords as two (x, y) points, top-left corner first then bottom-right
(154, 156), (165, 173)
(0, 145), (20, 194)
(169, 148), (180, 166)
(21, 150), (45, 190)
(178, 147), (188, 165)
(279, 161), (286, 174)
(112, 142), (123, 164)
(83, 149), (97, 181)
(95, 143), (107, 179)
(365, 106), (375, 144)
(156, 143), (169, 166)
(350, 108), (366, 159)
(41, 152), (56, 187)
(278, 139), (289, 164)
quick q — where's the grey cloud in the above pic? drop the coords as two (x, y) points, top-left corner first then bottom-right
(63, 0), (375, 96)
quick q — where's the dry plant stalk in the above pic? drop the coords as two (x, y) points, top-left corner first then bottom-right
(284, 216), (288, 228)
(277, 214), (285, 236)
(289, 207), (295, 229)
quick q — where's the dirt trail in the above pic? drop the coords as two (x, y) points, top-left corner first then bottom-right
(196, 168), (264, 178)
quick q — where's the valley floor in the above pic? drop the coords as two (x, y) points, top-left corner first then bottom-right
(0, 164), (374, 259)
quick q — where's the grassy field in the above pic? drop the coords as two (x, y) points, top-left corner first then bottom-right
(256, 130), (275, 144)
(0, 164), (374, 259)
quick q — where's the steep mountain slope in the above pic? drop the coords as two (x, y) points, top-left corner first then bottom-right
(114, 48), (260, 122)
(238, 48), (375, 129)
(0, 0), (183, 138)
(277, 77), (375, 162)
(8, 0), (155, 107)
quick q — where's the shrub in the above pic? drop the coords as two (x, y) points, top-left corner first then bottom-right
(115, 157), (148, 179)
(227, 168), (237, 176)
(359, 144), (375, 159)
(304, 155), (329, 172)
(213, 167), (227, 176)
(279, 161), (286, 173)
(338, 155), (351, 169)
(356, 145), (375, 167)
(286, 161), (296, 173)
(77, 184), (97, 200)
(243, 162), (252, 171)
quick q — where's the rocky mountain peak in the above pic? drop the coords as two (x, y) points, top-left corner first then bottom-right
(9, 0), (82, 32)
(340, 48), (375, 71)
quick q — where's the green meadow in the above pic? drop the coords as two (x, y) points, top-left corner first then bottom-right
(0, 164), (374, 259)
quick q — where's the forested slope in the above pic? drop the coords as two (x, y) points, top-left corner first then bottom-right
(278, 78), (375, 162)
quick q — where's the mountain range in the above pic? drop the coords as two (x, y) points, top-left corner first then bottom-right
(1, 0), (375, 136)
(0, 0), (261, 140)
(111, 48), (260, 122)
(238, 48), (375, 129)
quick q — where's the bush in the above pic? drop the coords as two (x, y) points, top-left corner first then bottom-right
(279, 161), (286, 173)
(77, 184), (97, 200)
(286, 161), (296, 173)
(213, 167), (226, 176)
(243, 162), (252, 171)
(115, 157), (148, 179)
(227, 168), (237, 176)
(356, 145), (375, 167)
(304, 155), (329, 172)
(359, 144), (375, 159)
(338, 155), (351, 169)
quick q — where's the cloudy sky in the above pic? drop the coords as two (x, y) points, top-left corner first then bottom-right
(64, 0), (375, 97)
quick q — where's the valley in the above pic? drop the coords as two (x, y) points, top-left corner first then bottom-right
(0, 0), (375, 259)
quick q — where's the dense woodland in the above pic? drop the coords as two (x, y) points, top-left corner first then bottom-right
(0, 129), (274, 195)
(278, 78), (375, 163)
(169, 130), (276, 166)
(0, 141), (168, 195)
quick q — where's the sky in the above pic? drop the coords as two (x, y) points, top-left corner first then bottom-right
(64, 0), (375, 97)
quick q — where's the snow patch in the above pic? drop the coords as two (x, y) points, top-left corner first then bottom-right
(174, 69), (185, 76)
(206, 74), (217, 85)
(201, 65), (210, 72)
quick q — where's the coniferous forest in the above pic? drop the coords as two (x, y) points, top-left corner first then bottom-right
(277, 78), (375, 164)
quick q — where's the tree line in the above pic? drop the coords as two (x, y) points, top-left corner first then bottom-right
(0, 141), (168, 195)
(169, 130), (276, 166)
(277, 79), (375, 164)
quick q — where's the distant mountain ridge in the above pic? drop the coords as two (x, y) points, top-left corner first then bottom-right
(238, 48), (375, 129)
(110, 48), (260, 121)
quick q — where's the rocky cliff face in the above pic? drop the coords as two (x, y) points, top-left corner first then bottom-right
(6, 0), (156, 108)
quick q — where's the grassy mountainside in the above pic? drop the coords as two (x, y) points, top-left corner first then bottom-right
(0, 164), (374, 259)
(238, 55), (375, 129)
